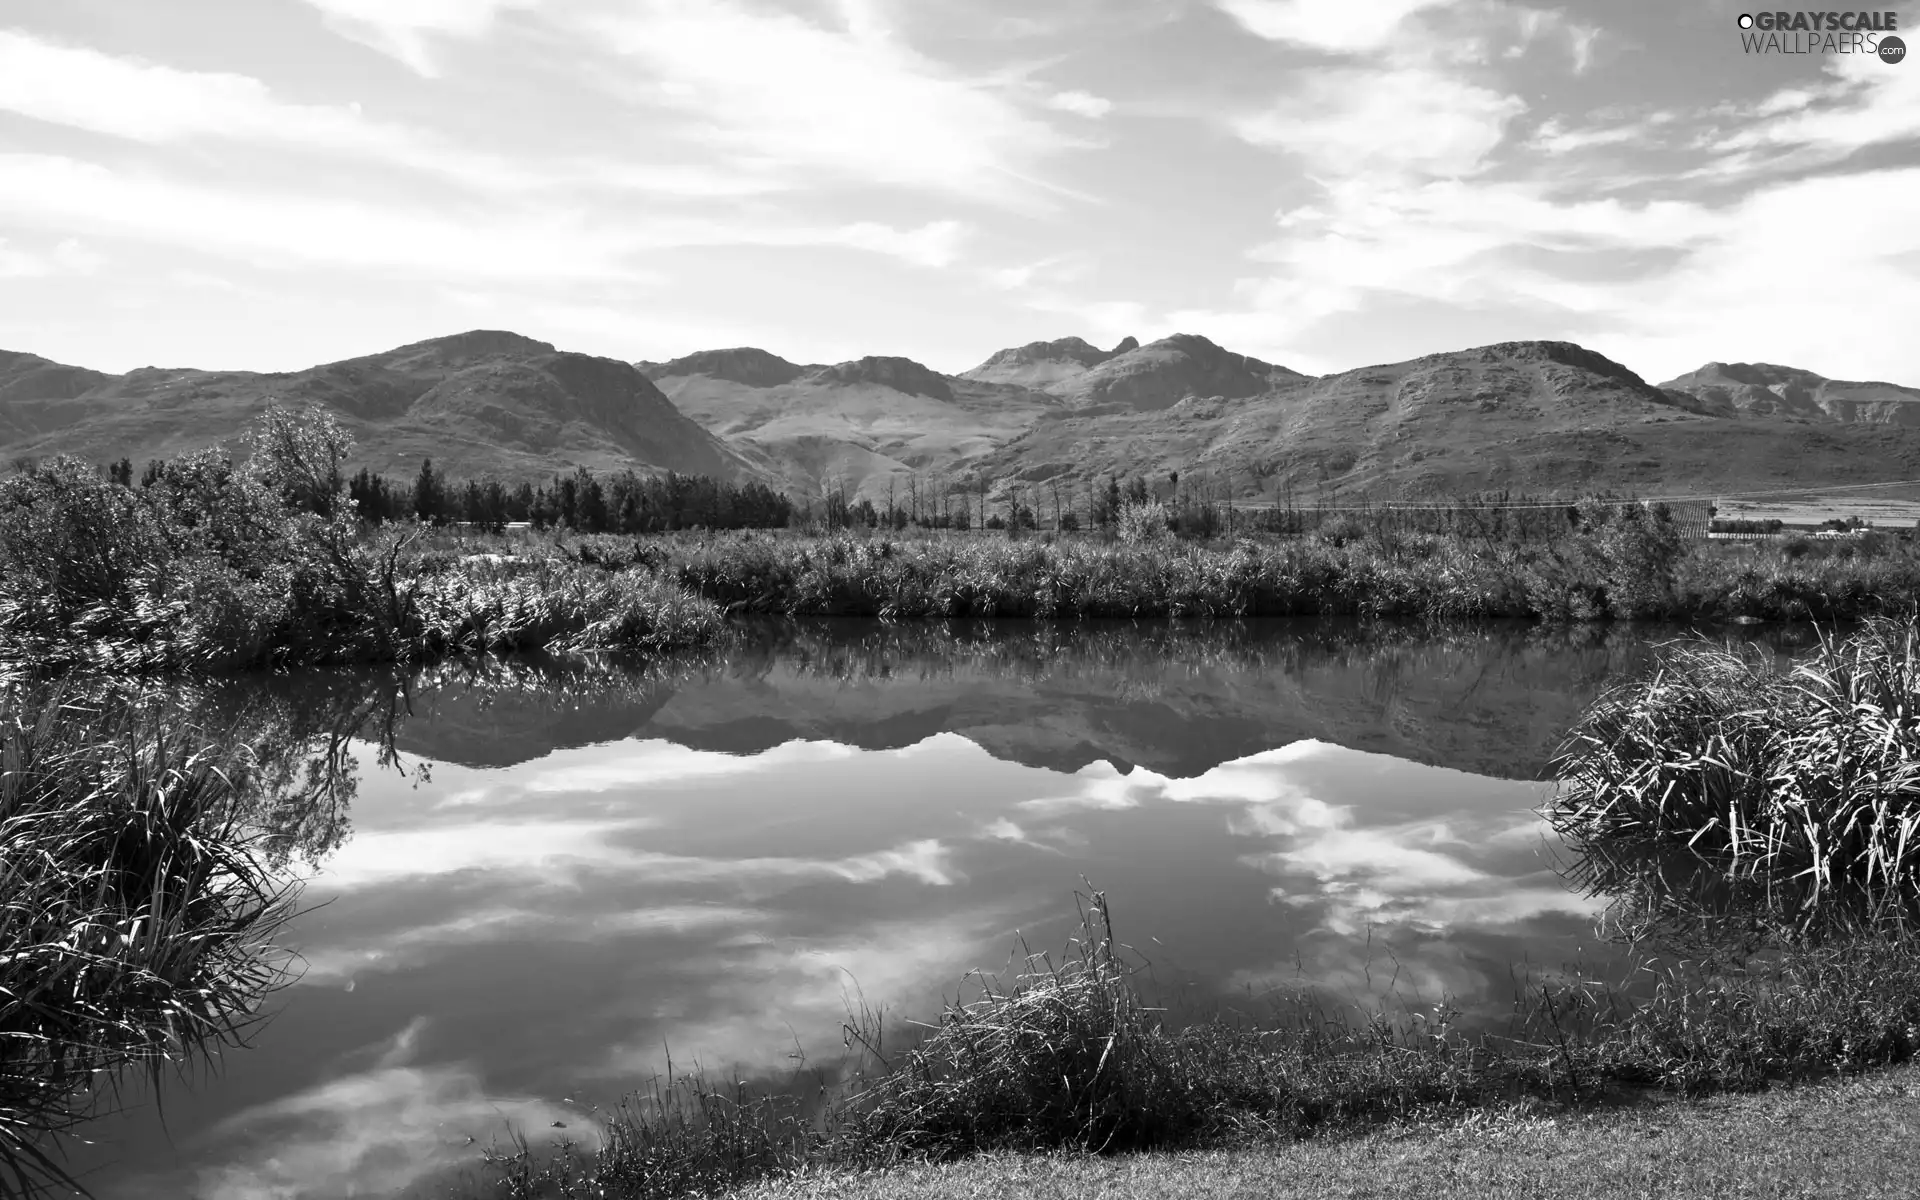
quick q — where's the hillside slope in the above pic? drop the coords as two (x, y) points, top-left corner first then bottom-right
(0, 331), (752, 481)
(974, 340), (1920, 501)
(646, 349), (1060, 500)
(1659, 362), (1920, 426)
(1043, 332), (1308, 411)
(11, 331), (1920, 503)
(645, 333), (1313, 501)
(958, 335), (1139, 388)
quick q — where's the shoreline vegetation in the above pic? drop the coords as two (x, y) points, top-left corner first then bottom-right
(0, 678), (305, 1199)
(5, 404), (1920, 674)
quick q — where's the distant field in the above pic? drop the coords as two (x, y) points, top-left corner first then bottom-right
(1717, 487), (1920, 529)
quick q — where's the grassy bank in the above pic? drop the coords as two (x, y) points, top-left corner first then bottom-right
(7, 405), (1920, 672)
(480, 890), (1920, 1200)
(720, 1063), (1920, 1200)
(0, 676), (302, 1198)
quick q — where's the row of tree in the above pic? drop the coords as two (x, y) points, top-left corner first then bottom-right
(341, 461), (795, 532)
(96, 450), (1318, 539)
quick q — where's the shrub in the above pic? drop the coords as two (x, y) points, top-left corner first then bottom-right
(1115, 500), (1171, 546)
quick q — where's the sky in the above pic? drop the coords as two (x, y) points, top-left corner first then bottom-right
(0, 0), (1916, 383)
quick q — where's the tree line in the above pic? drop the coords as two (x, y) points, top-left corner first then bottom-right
(99, 455), (795, 532)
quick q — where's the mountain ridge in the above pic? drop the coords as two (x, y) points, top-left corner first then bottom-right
(0, 330), (753, 482)
(7, 330), (1920, 502)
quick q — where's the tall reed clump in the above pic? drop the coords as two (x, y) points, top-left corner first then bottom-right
(402, 556), (724, 658)
(1547, 617), (1920, 938)
(0, 678), (299, 1198)
(835, 891), (1481, 1157)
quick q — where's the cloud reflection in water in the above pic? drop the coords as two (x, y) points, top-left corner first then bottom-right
(84, 727), (1606, 1199)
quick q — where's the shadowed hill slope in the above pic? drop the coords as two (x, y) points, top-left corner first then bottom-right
(0, 331), (753, 481)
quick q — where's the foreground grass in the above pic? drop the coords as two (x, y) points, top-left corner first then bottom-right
(481, 891), (1920, 1200)
(723, 1064), (1920, 1200)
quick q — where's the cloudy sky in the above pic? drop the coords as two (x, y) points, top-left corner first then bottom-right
(1, 0), (1915, 382)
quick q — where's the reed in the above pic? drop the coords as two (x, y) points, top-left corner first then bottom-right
(1548, 617), (1920, 937)
(0, 678), (301, 1198)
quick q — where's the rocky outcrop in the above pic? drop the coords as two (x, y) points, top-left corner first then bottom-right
(1044, 333), (1309, 411)
(644, 348), (808, 389)
(804, 356), (954, 401)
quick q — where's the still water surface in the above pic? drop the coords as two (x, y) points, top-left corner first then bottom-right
(65, 619), (1803, 1198)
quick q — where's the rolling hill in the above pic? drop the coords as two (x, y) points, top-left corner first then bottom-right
(6, 329), (1920, 502)
(0, 330), (752, 482)
(1658, 362), (1920, 426)
(969, 340), (1920, 501)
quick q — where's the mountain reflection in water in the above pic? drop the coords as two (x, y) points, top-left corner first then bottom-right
(64, 618), (1815, 1200)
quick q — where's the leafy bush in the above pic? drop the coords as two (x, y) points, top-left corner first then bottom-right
(1115, 500), (1172, 546)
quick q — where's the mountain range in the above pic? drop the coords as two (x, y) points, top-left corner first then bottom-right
(6, 329), (1920, 502)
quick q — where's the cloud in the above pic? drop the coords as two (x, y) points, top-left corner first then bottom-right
(193, 1060), (586, 1199)
(1214, 0), (1454, 52)
(1529, 112), (1678, 156)
(0, 235), (102, 279)
(1232, 66), (1525, 179)
(0, 30), (795, 202)
(0, 154), (974, 282)
(298, 0), (542, 76)
(576, 0), (1070, 203)
(0, 153), (633, 281)
(0, 30), (463, 170)
(597, 904), (1031, 1078)
(297, 904), (762, 983)
(1700, 51), (1920, 176)
(1047, 90), (1114, 119)
(319, 814), (959, 890)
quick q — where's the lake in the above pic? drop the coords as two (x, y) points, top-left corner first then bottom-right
(58, 618), (1807, 1199)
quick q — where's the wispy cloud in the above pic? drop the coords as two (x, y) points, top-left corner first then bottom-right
(0, 30), (796, 201)
(1214, 0), (1454, 52)
(574, 0), (1073, 204)
(194, 1059), (585, 1199)
(0, 234), (102, 279)
(297, 904), (762, 983)
(297, 0), (542, 77)
(1047, 89), (1114, 119)
(0, 153), (976, 283)
(320, 816), (959, 890)
(0, 30), (468, 172)
(1232, 66), (1525, 179)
